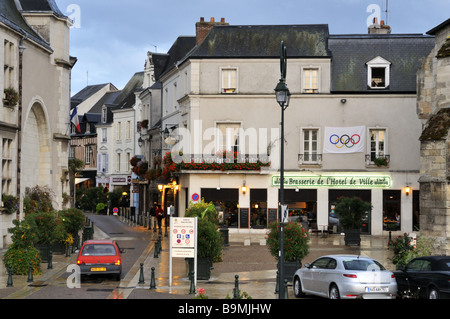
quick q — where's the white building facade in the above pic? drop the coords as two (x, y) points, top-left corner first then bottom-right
(157, 19), (434, 240)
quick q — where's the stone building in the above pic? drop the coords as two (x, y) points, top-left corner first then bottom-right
(0, 0), (74, 248)
(417, 19), (450, 254)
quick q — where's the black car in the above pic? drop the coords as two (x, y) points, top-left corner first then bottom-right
(394, 256), (450, 299)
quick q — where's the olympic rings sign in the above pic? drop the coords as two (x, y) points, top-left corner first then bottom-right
(329, 134), (361, 149)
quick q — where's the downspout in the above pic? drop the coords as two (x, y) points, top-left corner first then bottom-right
(17, 37), (26, 219)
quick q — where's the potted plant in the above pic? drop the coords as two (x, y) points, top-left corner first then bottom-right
(266, 221), (310, 282)
(3, 87), (19, 108)
(184, 199), (222, 280)
(1, 194), (19, 215)
(335, 197), (372, 246)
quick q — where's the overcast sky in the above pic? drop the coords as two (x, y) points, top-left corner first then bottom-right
(53, 0), (449, 96)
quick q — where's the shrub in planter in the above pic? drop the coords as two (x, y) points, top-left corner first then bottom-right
(335, 196), (372, 245)
(266, 221), (310, 263)
(24, 211), (67, 245)
(2, 219), (41, 275)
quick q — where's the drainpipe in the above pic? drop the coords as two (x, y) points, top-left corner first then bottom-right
(17, 37), (26, 219)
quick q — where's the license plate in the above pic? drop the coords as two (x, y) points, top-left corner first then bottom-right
(91, 267), (106, 272)
(365, 286), (388, 293)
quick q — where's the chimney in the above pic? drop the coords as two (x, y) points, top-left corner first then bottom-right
(196, 17), (229, 45)
(368, 17), (391, 34)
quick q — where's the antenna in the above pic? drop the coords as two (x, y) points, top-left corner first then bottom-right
(86, 70), (89, 86)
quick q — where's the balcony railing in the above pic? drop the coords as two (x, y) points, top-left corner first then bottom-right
(298, 153), (322, 166)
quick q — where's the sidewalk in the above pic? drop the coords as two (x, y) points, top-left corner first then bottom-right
(0, 222), (394, 299)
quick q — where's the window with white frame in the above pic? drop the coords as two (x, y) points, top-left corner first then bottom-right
(98, 153), (109, 173)
(3, 40), (15, 89)
(216, 122), (240, 153)
(303, 68), (319, 93)
(221, 68), (237, 93)
(2, 138), (13, 194)
(102, 128), (107, 143)
(370, 129), (386, 161)
(302, 129), (319, 163)
(85, 145), (92, 164)
(116, 122), (121, 141)
(367, 56), (391, 89)
(116, 153), (121, 172)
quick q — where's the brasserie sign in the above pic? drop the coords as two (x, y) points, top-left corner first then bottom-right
(272, 175), (391, 188)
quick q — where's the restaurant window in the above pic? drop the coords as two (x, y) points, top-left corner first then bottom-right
(221, 68), (237, 93)
(367, 56), (391, 89)
(302, 128), (319, 163)
(383, 190), (401, 231)
(303, 68), (319, 93)
(202, 188), (239, 227)
(250, 189), (267, 228)
(216, 122), (240, 153)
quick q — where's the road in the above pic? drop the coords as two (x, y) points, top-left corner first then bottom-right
(15, 214), (155, 299)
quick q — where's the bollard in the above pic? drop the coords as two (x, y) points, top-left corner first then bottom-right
(284, 279), (289, 299)
(48, 248), (53, 269)
(157, 236), (162, 255)
(65, 243), (70, 257)
(149, 267), (156, 289)
(189, 270), (196, 294)
(233, 275), (239, 299)
(138, 263), (145, 284)
(27, 262), (34, 283)
(6, 265), (13, 287)
(274, 271), (279, 294)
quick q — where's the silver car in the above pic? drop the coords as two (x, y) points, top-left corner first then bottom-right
(293, 255), (397, 299)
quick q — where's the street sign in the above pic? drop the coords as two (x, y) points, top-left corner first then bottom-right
(169, 217), (198, 288)
(112, 207), (119, 215)
(191, 193), (200, 202)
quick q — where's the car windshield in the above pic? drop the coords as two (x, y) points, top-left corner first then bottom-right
(81, 244), (116, 256)
(343, 259), (386, 271)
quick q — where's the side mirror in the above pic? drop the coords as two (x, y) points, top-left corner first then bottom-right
(304, 263), (311, 269)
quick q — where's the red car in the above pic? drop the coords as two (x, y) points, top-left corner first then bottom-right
(76, 240), (123, 280)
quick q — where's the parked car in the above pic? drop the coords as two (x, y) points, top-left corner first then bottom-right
(76, 240), (123, 281)
(293, 255), (397, 299)
(394, 256), (450, 299)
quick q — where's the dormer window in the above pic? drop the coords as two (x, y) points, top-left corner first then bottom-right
(367, 56), (391, 89)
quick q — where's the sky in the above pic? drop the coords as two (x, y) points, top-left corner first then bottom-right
(53, 0), (450, 96)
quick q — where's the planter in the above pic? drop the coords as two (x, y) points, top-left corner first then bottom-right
(219, 227), (229, 246)
(186, 257), (213, 280)
(344, 229), (361, 246)
(278, 259), (302, 283)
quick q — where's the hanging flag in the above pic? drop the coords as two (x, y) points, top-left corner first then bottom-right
(70, 106), (81, 133)
(323, 126), (365, 154)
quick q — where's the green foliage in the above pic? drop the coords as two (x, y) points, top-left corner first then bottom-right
(2, 246), (41, 276)
(388, 233), (437, 269)
(23, 185), (54, 214)
(3, 219), (41, 275)
(185, 199), (219, 224)
(266, 221), (310, 262)
(335, 196), (372, 230)
(59, 208), (85, 236)
(1, 193), (19, 214)
(76, 187), (108, 211)
(24, 211), (67, 245)
(185, 200), (222, 262)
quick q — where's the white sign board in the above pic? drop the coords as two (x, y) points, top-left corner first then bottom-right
(169, 217), (198, 287)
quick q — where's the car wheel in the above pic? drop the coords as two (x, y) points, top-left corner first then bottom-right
(428, 287), (439, 299)
(293, 277), (305, 298)
(329, 284), (340, 299)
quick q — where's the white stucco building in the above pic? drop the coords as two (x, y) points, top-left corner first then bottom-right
(154, 18), (434, 240)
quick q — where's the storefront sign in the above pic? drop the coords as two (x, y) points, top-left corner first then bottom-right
(271, 175), (391, 188)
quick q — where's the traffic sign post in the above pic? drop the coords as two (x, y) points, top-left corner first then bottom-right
(169, 217), (198, 289)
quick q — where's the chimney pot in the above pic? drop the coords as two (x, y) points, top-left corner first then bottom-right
(210, 17), (215, 22)
(200, 17), (204, 22)
(221, 18), (225, 23)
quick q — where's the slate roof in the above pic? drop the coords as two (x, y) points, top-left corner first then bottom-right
(0, 0), (52, 51)
(191, 24), (331, 59)
(18, 0), (66, 18)
(153, 36), (196, 81)
(71, 83), (117, 109)
(328, 34), (435, 93)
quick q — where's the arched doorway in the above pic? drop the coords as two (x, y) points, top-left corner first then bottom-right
(22, 101), (52, 188)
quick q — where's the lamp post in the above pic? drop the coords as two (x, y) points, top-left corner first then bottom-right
(274, 41), (290, 299)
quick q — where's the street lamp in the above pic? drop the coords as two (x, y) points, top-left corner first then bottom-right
(274, 40), (290, 299)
